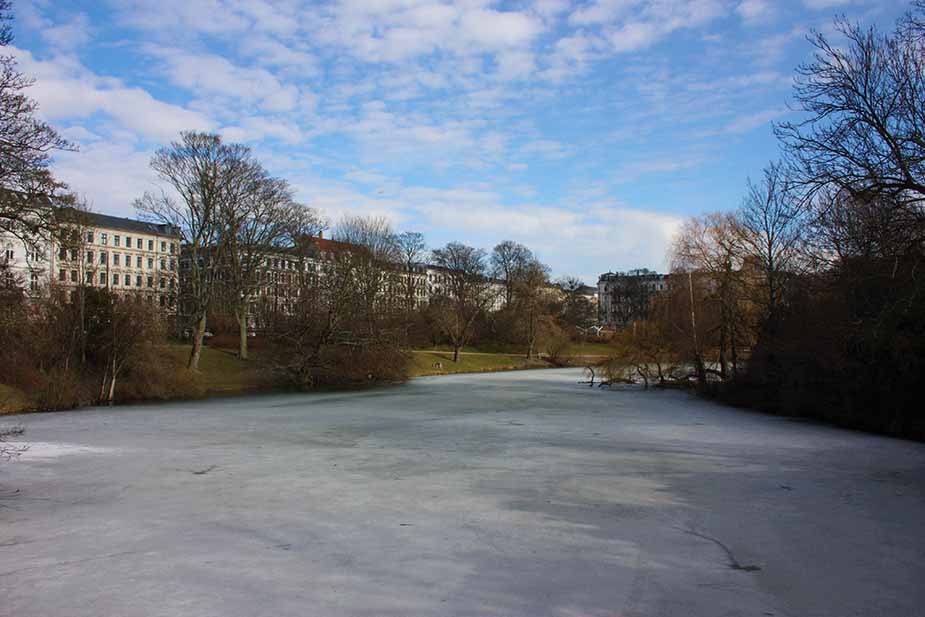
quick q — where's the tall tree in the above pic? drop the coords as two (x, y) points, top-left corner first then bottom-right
(135, 131), (254, 370)
(738, 161), (806, 329)
(0, 1), (74, 243)
(431, 242), (494, 362)
(512, 258), (551, 360)
(558, 276), (596, 330)
(395, 231), (426, 316)
(491, 240), (533, 307)
(672, 212), (750, 379)
(776, 6), (925, 206)
(220, 172), (312, 360)
(334, 215), (400, 338)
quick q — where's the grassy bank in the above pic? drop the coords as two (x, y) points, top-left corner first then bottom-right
(1, 345), (562, 414)
(408, 350), (550, 377)
(164, 344), (269, 396)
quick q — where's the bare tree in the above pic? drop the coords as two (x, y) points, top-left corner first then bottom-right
(738, 161), (806, 329)
(135, 131), (254, 370)
(512, 258), (551, 360)
(395, 231), (427, 325)
(92, 292), (165, 404)
(431, 242), (494, 362)
(776, 8), (925, 206)
(491, 240), (533, 307)
(672, 212), (749, 379)
(0, 1), (74, 243)
(220, 174), (307, 360)
(558, 276), (595, 330)
(334, 215), (400, 338)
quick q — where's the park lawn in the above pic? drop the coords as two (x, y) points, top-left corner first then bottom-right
(408, 350), (549, 377)
(166, 344), (269, 395)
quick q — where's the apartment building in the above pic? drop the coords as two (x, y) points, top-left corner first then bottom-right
(1, 209), (181, 311)
(597, 269), (669, 328)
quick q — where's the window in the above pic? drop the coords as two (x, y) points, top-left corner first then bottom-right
(30, 272), (38, 291)
(160, 259), (166, 270)
(114, 235), (120, 247)
(86, 231), (94, 244)
(147, 276), (153, 288)
(59, 247), (66, 260)
(70, 270), (77, 283)
(170, 242), (176, 254)
(70, 249), (78, 261)
(101, 233), (108, 245)
(100, 252), (107, 265)
(112, 274), (119, 286)
(85, 271), (92, 284)
(136, 275), (142, 287)
(124, 274), (131, 286)
(168, 278), (175, 289)
(160, 241), (166, 252)
(147, 258), (153, 269)
(4, 248), (13, 260)
(159, 278), (166, 289)
(136, 255), (142, 268)
(99, 272), (106, 284)
(159, 295), (166, 307)
(58, 269), (65, 281)
(113, 254), (120, 266)
(125, 236), (131, 247)
(147, 239), (153, 251)
(136, 238), (142, 249)
(169, 259), (175, 271)
(86, 250), (93, 263)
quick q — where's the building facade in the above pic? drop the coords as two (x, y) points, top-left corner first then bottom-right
(597, 269), (669, 328)
(1, 209), (181, 311)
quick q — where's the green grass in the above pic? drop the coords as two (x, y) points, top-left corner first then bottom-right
(408, 350), (549, 377)
(166, 344), (268, 395)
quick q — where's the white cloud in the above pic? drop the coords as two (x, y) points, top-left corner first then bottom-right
(736, 0), (774, 23)
(723, 108), (787, 134)
(146, 48), (303, 113)
(53, 141), (159, 216)
(11, 48), (214, 142)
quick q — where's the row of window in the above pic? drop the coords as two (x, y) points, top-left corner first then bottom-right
(70, 250), (175, 270)
(85, 231), (175, 254)
(58, 269), (176, 289)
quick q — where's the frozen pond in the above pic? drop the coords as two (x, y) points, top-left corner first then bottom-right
(2, 369), (924, 617)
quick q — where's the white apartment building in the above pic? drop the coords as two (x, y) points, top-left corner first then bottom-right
(1, 209), (180, 311)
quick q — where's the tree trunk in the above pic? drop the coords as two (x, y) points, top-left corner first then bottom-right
(107, 356), (117, 404)
(189, 313), (207, 370)
(237, 307), (248, 360)
(453, 344), (460, 363)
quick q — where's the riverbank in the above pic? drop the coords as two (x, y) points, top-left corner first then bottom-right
(2, 343), (608, 415)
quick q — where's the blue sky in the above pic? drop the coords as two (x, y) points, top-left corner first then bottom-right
(11, 0), (908, 283)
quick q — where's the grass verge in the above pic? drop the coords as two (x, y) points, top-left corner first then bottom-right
(408, 350), (550, 377)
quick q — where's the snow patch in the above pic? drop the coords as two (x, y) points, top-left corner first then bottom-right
(16, 442), (118, 460)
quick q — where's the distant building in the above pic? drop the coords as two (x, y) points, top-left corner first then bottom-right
(1, 208), (181, 312)
(597, 269), (669, 328)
